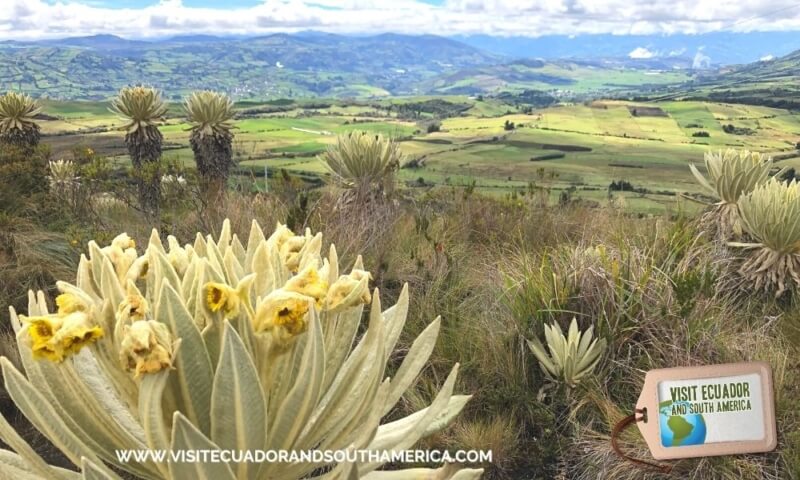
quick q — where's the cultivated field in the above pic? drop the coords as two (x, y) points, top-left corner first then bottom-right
(38, 97), (800, 214)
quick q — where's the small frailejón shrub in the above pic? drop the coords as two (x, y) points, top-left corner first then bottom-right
(689, 149), (778, 237)
(0, 220), (481, 480)
(526, 318), (606, 389)
(732, 178), (800, 296)
(47, 159), (79, 196)
(0, 91), (42, 153)
(320, 131), (402, 202)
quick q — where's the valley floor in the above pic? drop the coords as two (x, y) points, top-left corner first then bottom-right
(39, 97), (800, 214)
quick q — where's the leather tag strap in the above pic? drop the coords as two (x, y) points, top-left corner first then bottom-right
(611, 408), (673, 474)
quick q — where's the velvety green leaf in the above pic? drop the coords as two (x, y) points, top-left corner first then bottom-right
(158, 283), (214, 436)
(211, 322), (267, 480)
(168, 413), (236, 480)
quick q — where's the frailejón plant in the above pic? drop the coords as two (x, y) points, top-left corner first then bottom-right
(110, 86), (168, 215)
(320, 131), (402, 200)
(0, 91), (42, 151)
(526, 318), (606, 388)
(184, 91), (236, 199)
(732, 178), (800, 296)
(689, 149), (779, 236)
(0, 220), (482, 480)
(48, 159), (79, 194)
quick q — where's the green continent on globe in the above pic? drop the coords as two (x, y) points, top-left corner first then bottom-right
(667, 415), (694, 446)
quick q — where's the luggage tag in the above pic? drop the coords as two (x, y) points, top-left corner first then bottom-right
(612, 362), (777, 472)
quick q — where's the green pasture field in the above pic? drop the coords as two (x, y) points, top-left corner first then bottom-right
(434, 64), (692, 95)
(37, 98), (800, 214)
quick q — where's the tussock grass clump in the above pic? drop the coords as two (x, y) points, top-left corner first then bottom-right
(0, 219), (77, 318)
(502, 241), (675, 341)
(446, 416), (523, 474)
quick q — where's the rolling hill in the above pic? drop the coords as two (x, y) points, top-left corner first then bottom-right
(0, 33), (501, 100)
(425, 59), (690, 96)
(660, 49), (800, 109)
(0, 33), (695, 101)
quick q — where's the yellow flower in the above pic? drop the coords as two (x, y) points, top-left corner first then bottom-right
(102, 245), (138, 281)
(271, 224), (295, 250)
(117, 293), (149, 322)
(253, 290), (312, 339)
(126, 256), (149, 282)
(120, 320), (174, 378)
(52, 312), (104, 357)
(284, 267), (328, 306)
(110, 233), (136, 251)
(25, 312), (103, 362)
(27, 315), (64, 361)
(167, 240), (190, 276)
(280, 235), (307, 273)
(56, 293), (88, 314)
(325, 269), (372, 311)
(205, 282), (241, 318)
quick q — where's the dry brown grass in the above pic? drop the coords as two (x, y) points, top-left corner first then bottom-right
(1, 179), (798, 479)
(446, 416), (523, 475)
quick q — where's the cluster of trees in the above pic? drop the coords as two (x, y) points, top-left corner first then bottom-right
(425, 120), (442, 133)
(497, 90), (557, 109)
(0, 88), (237, 218)
(722, 124), (755, 135)
(608, 180), (635, 192)
(704, 91), (800, 110)
(391, 99), (471, 119)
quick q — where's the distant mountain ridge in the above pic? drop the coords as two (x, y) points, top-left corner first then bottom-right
(0, 33), (501, 100)
(2, 31), (798, 102)
(668, 49), (800, 109)
(454, 31), (800, 66)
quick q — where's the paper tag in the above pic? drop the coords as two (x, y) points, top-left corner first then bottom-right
(636, 362), (777, 459)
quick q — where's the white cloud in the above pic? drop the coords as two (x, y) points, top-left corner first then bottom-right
(693, 49), (711, 68)
(760, 54), (774, 61)
(1, 0), (800, 40)
(628, 47), (656, 58)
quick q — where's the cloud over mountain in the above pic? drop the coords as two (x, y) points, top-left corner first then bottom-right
(628, 47), (656, 59)
(2, 0), (800, 40)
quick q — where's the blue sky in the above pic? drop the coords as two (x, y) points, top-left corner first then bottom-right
(8, 0), (800, 41)
(46, 0), (445, 6)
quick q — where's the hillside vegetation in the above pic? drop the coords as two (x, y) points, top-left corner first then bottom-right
(35, 97), (800, 214)
(0, 50), (799, 478)
(0, 34), (693, 100)
(658, 50), (800, 109)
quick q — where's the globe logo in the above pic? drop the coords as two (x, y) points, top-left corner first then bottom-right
(659, 400), (707, 447)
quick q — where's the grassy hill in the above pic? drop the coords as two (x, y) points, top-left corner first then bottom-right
(0, 34), (501, 100)
(0, 34), (694, 100)
(427, 59), (691, 96)
(657, 49), (800, 109)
